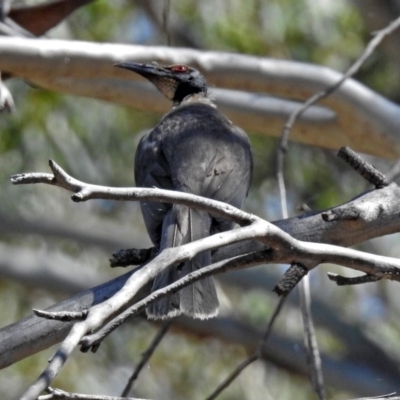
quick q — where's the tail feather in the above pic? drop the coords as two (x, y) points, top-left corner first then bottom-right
(147, 266), (181, 319)
(146, 206), (219, 320)
(180, 263), (219, 319)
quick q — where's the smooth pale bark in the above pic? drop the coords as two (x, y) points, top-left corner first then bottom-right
(0, 38), (399, 158)
(2, 183), (400, 370)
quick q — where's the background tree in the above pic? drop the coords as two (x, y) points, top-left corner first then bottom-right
(1, 1), (400, 399)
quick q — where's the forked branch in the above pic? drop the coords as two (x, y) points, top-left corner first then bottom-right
(13, 159), (400, 399)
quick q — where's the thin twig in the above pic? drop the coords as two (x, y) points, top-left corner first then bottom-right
(38, 386), (149, 399)
(121, 321), (172, 397)
(298, 278), (325, 399)
(33, 309), (88, 321)
(276, 13), (400, 200)
(277, 14), (400, 164)
(11, 160), (256, 227)
(327, 272), (381, 286)
(275, 16), (400, 400)
(276, 14), (400, 217)
(68, 225), (400, 352)
(15, 159), (400, 397)
(299, 277), (326, 400)
(81, 252), (271, 351)
(205, 297), (286, 400)
(337, 146), (389, 188)
(20, 323), (88, 400)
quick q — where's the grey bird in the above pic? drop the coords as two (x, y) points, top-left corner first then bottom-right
(115, 61), (253, 319)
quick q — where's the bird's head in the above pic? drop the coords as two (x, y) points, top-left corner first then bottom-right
(115, 61), (207, 105)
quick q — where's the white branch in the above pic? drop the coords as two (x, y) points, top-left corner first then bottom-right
(39, 386), (149, 399)
(11, 160), (256, 226)
(3, 180), (400, 374)
(0, 37), (399, 158)
(12, 160), (400, 398)
(11, 161), (400, 279)
(19, 205), (400, 398)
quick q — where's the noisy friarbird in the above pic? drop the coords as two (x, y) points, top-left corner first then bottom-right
(115, 61), (253, 319)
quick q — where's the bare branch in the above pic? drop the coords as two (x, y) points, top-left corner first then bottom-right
(33, 309), (88, 322)
(327, 272), (381, 286)
(205, 298), (286, 400)
(277, 14), (400, 159)
(1, 38), (400, 158)
(80, 252), (270, 351)
(338, 146), (390, 188)
(11, 160), (255, 227)
(120, 321), (171, 397)
(15, 163), (400, 396)
(275, 13), (400, 225)
(38, 386), (149, 400)
(0, 265), (146, 371)
(11, 160), (400, 278)
(13, 157), (400, 398)
(20, 323), (87, 400)
(272, 15), (400, 400)
(273, 263), (309, 296)
(9, 129), (400, 399)
(299, 278), (326, 400)
(21, 223), (270, 398)
(5, 175), (400, 373)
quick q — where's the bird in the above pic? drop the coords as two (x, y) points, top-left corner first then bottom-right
(115, 61), (253, 320)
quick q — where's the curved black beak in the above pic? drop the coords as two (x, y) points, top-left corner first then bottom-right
(114, 62), (165, 79)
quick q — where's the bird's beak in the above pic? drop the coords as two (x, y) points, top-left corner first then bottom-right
(115, 61), (179, 101)
(114, 62), (165, 79)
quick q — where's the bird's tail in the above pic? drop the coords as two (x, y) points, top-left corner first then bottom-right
(146, 205), (219, 320)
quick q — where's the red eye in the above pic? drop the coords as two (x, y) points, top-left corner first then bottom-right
(171, 65), (188, 73)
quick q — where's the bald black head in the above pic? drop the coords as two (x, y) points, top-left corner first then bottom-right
(115, 62), (207, 105)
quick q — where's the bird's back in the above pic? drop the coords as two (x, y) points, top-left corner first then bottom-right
(135, 101), (252, 247)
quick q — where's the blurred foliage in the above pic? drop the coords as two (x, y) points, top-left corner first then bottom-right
(1, 1), (400, 399)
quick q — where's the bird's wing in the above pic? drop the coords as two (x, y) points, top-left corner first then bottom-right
(161, 106), (252, 232)
(134, 103), (253, 244)
(134, 130), (174, 246)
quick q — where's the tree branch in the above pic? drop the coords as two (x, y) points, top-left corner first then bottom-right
(0, 38), (400, 158)
(4, 173), (400, 375)
(11, 160), (400, 281)
(38, 386), (149, 400)
(205, 297), (286, 400)
(11, 160), (255, 227)
(120, 320), (171, 397)
(273, 15), (400, 398)
(338, 146), (390, 188)
(13, 153), (400, 397)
